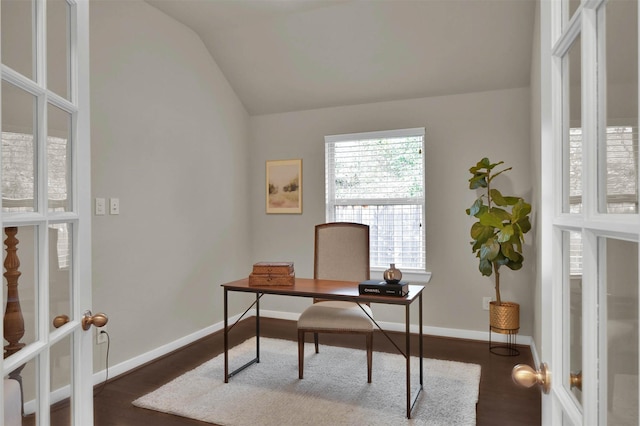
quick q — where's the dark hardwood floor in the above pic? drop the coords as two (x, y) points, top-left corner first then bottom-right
(50, 317), (541, 425)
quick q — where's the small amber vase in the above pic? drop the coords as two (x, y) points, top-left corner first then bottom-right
(383, 263), (402, 284)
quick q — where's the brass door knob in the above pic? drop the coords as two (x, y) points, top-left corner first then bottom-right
(570, 371), (582, 391)
(512, 362), (551, 394)
(81, 310), (108, 331)
(53, 315), (70, 328)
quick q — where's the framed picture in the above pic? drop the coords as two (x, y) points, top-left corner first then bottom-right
(266, 159), (302, 214)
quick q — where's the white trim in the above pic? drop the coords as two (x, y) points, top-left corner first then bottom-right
(91, 311), (536, 385)
(368, 269), (432, 284)
(325, 127), (425, 143)
(92, 313), (243, 384)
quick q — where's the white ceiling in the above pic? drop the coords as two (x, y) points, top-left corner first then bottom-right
(144, 0), (537, 116)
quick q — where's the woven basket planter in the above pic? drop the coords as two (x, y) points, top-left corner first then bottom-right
(489, 301), (520, 334)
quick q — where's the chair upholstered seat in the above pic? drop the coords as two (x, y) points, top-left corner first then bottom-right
(298, 301), (373, 331)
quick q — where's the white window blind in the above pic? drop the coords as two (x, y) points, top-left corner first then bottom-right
(569, 125), (638, 274)
(325, 128), (425, 271)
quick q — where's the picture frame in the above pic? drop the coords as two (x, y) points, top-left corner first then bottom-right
(266, 159), (302, 214)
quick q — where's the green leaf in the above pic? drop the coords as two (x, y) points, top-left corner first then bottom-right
(502, 196), (521, 205)
(516, 217), (532, 234)
(512, 199), (532, 221)
(467, 198), (483, 217)
(479, 211), (504, 228)
(469, 158), (491, 173)
(490, 207), (511, 222)
(479, 258), (493, 276)
(470, 222), (495, 245)
(490, 189), (507, 206)
(497, 224), (514, 242)
(493, 252), (510, 267)
(476, 204), (489, 218)
(510, 231), (523, 252)
(468, 173), (487, 189)
(479, 238), (500, 261)
(501, 242), (516, 261)
(505, 252), (524, 270)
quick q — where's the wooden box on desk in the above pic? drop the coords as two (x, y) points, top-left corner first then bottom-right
(251, 262), (294, 276)
(248, 262), (295, 286)
(248, 272), (295, 286)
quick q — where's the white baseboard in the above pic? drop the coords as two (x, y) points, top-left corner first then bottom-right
(92, 313), (241, 385)
(93, 309), (536, 385)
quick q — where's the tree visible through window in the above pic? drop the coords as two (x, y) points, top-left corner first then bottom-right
(325, 128), (425, 271)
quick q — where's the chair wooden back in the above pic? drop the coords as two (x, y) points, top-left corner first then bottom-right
(314, 222), (370, 282)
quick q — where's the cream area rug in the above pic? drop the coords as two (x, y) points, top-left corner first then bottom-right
(133, 337), (481, 426)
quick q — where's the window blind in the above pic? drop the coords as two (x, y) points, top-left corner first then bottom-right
(325, 128), (425, 271)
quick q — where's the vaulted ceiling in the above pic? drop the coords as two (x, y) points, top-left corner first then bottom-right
(144, 0), (536, 116)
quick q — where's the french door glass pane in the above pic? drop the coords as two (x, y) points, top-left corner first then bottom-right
(2, 371), (25, 424)
(16, 356), (38, 421)
(48, 104), (72, 212)
(49, 223), (72, 333)
(566, 36), (582, 214)
(1, 0), (34, 80)
(47, 0), (71, 100)
(2, 80), (37, 212)
(51, 334), (73, 425)
(565, 230), (583, 405)
(3, 226), (39, 350)
(604, 238), (638, 425)
(601, 0), (638, 214)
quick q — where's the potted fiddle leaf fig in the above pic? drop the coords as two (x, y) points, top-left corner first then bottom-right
(466, 158), (531, 333)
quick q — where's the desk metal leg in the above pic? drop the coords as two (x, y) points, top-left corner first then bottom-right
(224, 291), (262, 382)
(224, 288), (229, 383)
(405, 295), (424, 419)
(358, 300), (423, 419)
(419, 292), (423, 387)
(255, 293), (260, 363)
(405, 303), (411, 418)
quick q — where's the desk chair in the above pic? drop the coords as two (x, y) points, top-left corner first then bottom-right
(297, 222), (374, 382)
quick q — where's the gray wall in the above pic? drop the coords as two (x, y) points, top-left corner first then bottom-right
(90, 0), (251, 367)
(249, 88), (535, 334)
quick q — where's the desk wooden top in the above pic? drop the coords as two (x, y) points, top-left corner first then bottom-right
(221, 277), (424, 305)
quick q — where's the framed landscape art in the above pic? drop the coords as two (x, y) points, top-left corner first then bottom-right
(266, 159), (302, 214)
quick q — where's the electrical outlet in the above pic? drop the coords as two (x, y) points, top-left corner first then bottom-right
(96, 325), (108, 344)
(482, 297), (492, 311)
(109, 198), (119, 215)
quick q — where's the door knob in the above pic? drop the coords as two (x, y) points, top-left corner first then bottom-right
(81, 310), (108, 331)
(512, 362), (551, 394)
(570, 371), (582, 391)
(53, 315), (70, 328)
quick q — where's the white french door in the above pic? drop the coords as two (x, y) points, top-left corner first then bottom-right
(0, 0), (93, 425)
(539, 0), (640, 424)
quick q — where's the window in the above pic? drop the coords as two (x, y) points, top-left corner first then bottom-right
(569, 125), (638, 274)
(325, 128), (425, 272)
(2, 131), (70, 268)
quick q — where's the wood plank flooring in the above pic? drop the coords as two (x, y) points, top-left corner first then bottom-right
(48, 317), (541, 425)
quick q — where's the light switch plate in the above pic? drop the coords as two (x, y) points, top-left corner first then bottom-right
(95, 198), (105, 215)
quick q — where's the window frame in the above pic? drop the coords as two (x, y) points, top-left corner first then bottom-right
(324, 127), (429, 281)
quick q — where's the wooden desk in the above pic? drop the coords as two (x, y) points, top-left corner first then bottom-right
(222, 277), (425, 419)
